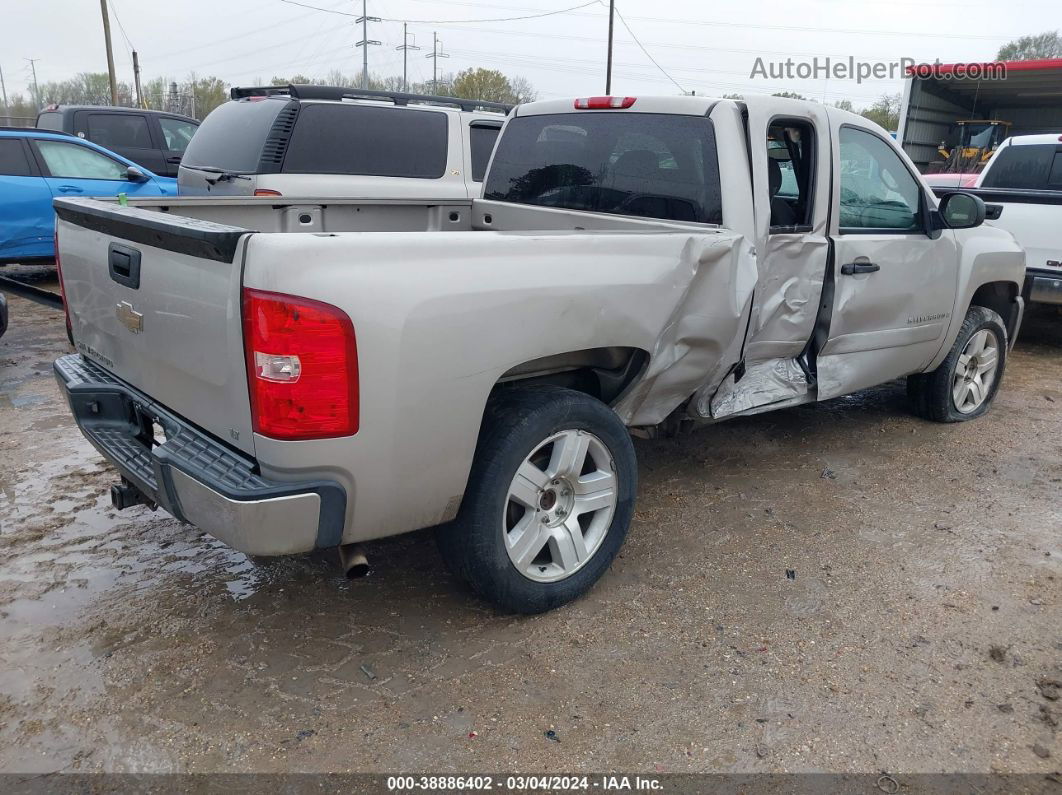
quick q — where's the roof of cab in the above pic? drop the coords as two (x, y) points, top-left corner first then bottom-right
(36, 105), (198, 122)
(1001, 133), (1062, 146)
(514, 93), (833, 118)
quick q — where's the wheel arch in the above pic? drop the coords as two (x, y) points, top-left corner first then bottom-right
(491, 346), (650, 406)
(969, 280), (1022, 345)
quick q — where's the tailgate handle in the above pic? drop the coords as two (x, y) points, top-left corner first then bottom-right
(108, 243), (142, 289)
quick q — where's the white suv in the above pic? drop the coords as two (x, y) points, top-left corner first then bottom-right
(178, 85), (511, 199)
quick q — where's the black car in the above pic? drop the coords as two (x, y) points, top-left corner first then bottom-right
(35, 105), (199, 178)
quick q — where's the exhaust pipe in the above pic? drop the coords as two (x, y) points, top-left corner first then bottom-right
(338, 543), (370, 579)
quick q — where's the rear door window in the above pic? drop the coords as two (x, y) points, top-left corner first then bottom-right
(483, 112), (722, 224)
(159, 117), (198, 154)
(86, 113), (153, 150)
(0, 139), (33, 176)
(469, 123), (501, 182)
(282, 104), (448, 178)
(981, 144), (1061, 190)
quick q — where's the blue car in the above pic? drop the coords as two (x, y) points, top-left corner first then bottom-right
(0, 127), (176, 263)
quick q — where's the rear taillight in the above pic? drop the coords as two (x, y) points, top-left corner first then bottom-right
(254, 189), (283, 197)
(54, 226), (73, 342)
(574, 96), (636, 109)
(242, 288), (359, 440)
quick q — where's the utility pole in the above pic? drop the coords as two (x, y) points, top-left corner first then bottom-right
(396, 23), (421, 93)
(605, 0), (615, 94)
(355, 0), (381, 89)
(0, 65), (8, 115)
(425, 33), (449, 95)
(132, 51), (145, 109)
(25, 58), (41, 109)
(100, 0), (118, 104)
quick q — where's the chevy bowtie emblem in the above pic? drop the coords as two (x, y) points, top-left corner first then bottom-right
(115, 301), (143, 334)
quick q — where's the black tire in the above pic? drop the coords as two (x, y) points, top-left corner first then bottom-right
(437, 385), (637, 614)
(907, 305), (1007, 423)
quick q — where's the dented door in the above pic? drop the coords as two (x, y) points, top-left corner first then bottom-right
(817, 117), (959, 399)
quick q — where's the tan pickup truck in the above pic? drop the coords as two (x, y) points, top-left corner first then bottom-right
(53, 94), (1024, 613)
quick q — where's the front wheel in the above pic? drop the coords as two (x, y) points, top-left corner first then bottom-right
(437, 385), (637, 614)
(907, 305), (1007, 423)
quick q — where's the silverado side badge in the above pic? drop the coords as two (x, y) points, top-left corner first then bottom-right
(116, 301), (143, 334)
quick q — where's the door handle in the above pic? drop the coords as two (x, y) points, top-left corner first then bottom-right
(57, 185), (84, 193)
(840, 260), (880, 275)
(166, 155), (182, 164)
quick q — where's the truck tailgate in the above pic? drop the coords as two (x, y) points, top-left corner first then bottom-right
(55, 198), (256, 455)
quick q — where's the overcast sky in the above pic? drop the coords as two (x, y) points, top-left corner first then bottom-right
(2, 0), (1056, 107)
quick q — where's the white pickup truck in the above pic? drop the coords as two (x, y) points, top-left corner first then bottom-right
(54, 95), (1025, 613)
(937, 133), (1062, 308)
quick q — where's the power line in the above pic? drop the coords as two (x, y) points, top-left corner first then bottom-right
(608, 3), (684, 93)
(279, 0), (600, 24)
(278, 0), (356, 15)
(388, 22), (921, 63)
(442, 47), (890, 101)
(107, 0), (135, 51)
(24, 58), (41, 107)
(426, 32), (450, 93)
(616, 12), (1017, 41)
(154, 1), (352, 60)
(355, 0), (381, 88)
(396, 23), (422, 91)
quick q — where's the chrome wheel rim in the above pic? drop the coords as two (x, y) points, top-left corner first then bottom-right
(952, 328), (1000, 414)
(503, 429), (617, 583)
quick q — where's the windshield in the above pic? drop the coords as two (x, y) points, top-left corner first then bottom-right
(962, 124), (998, 149)
(484, 112), (723, 224)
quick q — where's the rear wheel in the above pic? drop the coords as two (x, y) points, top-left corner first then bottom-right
(437, 385), (636, 614)
(907, 305), (1007, 423)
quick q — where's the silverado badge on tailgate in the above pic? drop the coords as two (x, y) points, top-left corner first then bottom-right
(115, 301), (143, 334)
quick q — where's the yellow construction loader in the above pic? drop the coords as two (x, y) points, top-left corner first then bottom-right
(928, 119), (1011, 174)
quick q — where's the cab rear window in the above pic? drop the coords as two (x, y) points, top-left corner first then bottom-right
(282, 104), (448, 179)
(484, 112), (723, 224)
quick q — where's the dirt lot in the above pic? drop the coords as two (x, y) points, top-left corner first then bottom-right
(1, 266), (1060, 776)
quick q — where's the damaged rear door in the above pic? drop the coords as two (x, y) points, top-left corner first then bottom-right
(707, 98), (831, 419)
(816, 118), (959, 399)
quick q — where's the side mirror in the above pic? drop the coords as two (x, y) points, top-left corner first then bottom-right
(937, 191), (985, 229)
(125, 166), (148, 183)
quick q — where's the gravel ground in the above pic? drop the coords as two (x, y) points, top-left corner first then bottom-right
(0, 266), (1059, 776)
